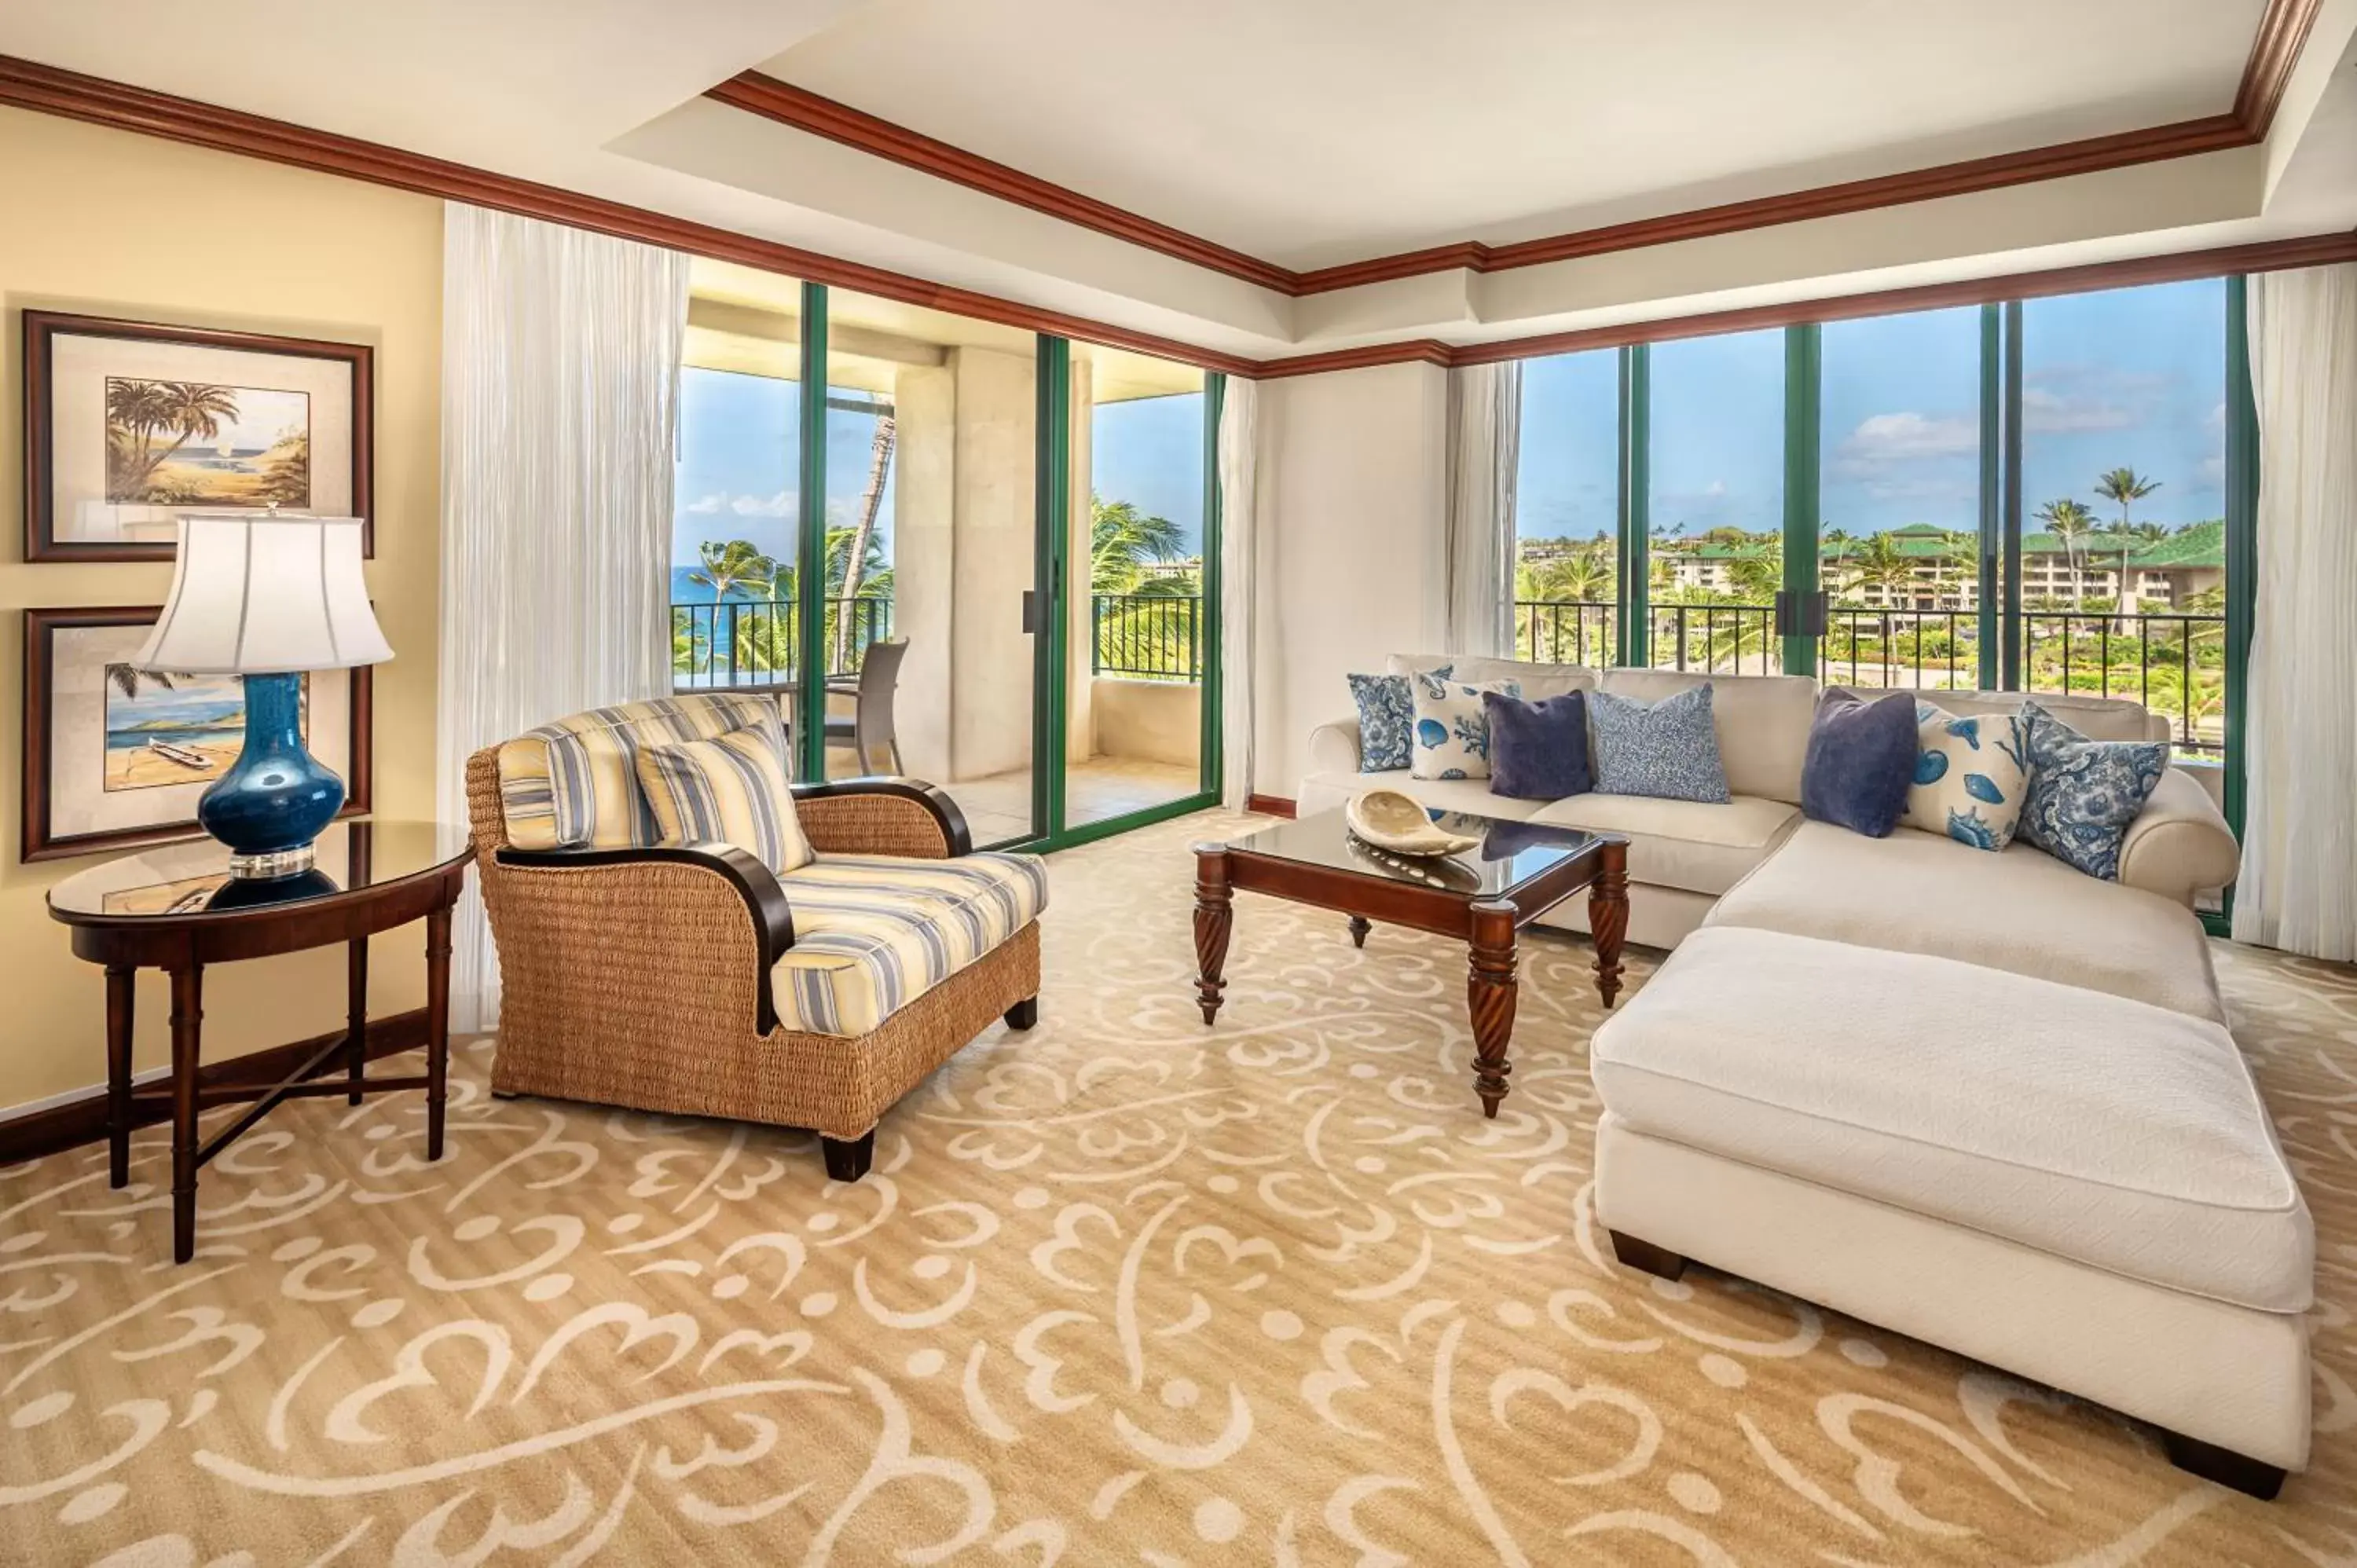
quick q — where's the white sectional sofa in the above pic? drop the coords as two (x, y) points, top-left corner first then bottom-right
(1299, 655), (2309, 1497)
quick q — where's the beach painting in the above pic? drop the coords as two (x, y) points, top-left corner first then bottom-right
(101, 667), (307, 792)
(104, 379), (311, 508)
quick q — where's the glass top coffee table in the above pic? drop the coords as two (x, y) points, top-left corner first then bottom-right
(1193, 807), (1628, 1118)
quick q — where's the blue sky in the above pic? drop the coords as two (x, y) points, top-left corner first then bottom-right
(673, 372), (1208, 569)
(1516, 277), (2228, 542)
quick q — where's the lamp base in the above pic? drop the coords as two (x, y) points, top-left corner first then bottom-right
(227, 844), (318, 881)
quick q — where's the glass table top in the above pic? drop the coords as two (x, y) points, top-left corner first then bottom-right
(1227, 808), (1604, 899)
(48, 820), (473, 920)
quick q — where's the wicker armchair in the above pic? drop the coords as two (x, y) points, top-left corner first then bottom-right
(463, 698), (1041, 1181)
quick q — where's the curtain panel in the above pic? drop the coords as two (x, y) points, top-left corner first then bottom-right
(1443, 361), (1523, 658)
(1218, 378), (1260, 811)
(436, 203), (691, 1029)
(2234, 262), (2357, 961)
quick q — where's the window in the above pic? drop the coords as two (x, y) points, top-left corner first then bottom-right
(1647, 329), (1785, 672)
(1512, 349), (1618, 664)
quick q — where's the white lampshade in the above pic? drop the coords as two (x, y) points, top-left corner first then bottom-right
(134, 514), (394, 675)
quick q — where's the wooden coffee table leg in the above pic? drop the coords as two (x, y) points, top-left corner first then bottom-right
(168, 964), (203, 1263)
(1468, 899), (1518, 1118)
(1193, 844), (1233, 1025)
(1588, 839), (1629, 1009)
(1347, 915), (1370, 949)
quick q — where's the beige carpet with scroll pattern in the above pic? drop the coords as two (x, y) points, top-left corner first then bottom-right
(5, 808), (2355, 1566)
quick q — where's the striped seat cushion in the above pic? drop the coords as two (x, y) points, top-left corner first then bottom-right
(635, 717), (813, 876)
(495, 693), (777, 850)
(772, 852), (1048, 1037)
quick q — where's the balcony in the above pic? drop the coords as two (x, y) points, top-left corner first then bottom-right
(1515, 599), (2225, 754)
(671, 597), (893, 689)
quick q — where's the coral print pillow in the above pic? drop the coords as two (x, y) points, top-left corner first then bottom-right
(1904, 704), (2029, 851)
(2017, 699), (2170, 879)
(1409, 673), (1519, 781)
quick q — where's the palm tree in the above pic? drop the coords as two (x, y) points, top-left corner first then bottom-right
(1848, 533), (1918, 606)
(687, 539), (777, 603)
(105, 665), (178, 701)
(832, 414), (897, 671)
(2093, 469), (2161, 626)
(104, 379), (242, 499)
(1091, 496), (1189, 595)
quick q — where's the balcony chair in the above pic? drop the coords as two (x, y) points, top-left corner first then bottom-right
(824, 636), (907, 775)
(465, 691), (1043, 1181)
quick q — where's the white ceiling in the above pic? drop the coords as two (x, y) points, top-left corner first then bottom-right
(764, 0), (2267, 269)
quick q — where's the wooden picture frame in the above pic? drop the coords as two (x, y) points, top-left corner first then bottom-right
(21, 606), (374, 863)
(21, 310), (374, 562)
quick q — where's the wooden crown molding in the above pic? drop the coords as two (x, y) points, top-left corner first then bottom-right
(709, 72), (1295, 291)
(1255, 226), (2357, 378)
(0, 53), (1259, 376)
(709, 0), (2320, 299)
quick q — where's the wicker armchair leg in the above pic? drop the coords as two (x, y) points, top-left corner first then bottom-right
(1003, 998), (1039, 1031)
(823, 1131), (876, 1182)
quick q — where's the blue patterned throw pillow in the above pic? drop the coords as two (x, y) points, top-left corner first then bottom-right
(1409, 672), (1518, 780)
(1348, 665), (1450, 772)
(2017, 699), (2169, 879)
(1587, 685), (1731, 804)
(1903, 703), (2030, 852)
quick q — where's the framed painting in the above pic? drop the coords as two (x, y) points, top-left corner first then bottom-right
(21, 607), (372, 863)
(21, 310), (374, 562)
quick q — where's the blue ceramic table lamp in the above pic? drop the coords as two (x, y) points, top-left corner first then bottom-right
(133, 511), (392, 880)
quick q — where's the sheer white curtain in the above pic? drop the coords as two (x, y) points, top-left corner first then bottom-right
(436, 203), (691, 1029)
(1443, 361), (1523, 658)
(2234, 262), (2357, 961)
(1218, 377), (1259, 810)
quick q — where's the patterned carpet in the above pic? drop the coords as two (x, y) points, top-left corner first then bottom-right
(5, 808), (2355, 1565)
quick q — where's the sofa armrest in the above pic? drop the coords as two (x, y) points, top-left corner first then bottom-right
(791, 777), (972, 858)
(1308, 716), (1365, 778)
(2117, 768), (2240, 907)
(493, 841), (794, 1032)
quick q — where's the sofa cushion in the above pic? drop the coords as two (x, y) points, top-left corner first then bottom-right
(1922, 688), (2162, 743)
(1597, 669), (1816, 804)
(1409, 673), (1516, 780)
(1485, 690), (1592, 800)
(772, 852), (1047, 1036)
(1801, 690), (1917, 837)
(1708, 819), (2223, 1021)
(1389, 653), (1596, 701)
(1589, 686), (1732, 804)
(2018, 699), (2172, 880)
(1903, 703), (2030, 851)
(1590, 925), (2311, 1313)
(1528, 793), (1800, 897)
(1306, 769), (1549, 823)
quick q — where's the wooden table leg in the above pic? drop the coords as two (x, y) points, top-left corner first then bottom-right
(1468, 899), (1518, 1118)
(346, 936), (369, 1106)
(168, 965), (203, 1263)
(425, 903), (453, 1163)
(1193, 844), (1233, 1025)
(104, 966), (134, 1189)
(1347, 915), (1370, 950)
(1588, 839), (1629, 1009)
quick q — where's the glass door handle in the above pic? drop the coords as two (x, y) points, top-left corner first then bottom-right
(1021, 589), (1037, 634)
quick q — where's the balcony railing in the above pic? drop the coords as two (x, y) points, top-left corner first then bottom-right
(1092, 593), (1202, 682)
(1512, 599), (2224, 753)
(671, 597), (893, 691)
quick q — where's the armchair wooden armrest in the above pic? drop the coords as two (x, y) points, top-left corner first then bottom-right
(790, 777), (973, 858)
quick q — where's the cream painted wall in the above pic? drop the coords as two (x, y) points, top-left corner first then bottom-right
(946, 345), (1038, 781)
(1250, 362), (1450, 798)
(0, 107), (443, 1116)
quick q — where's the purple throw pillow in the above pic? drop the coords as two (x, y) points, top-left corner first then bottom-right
(1801, 688), (1919, 837)
(1484, 690), (1593, 800)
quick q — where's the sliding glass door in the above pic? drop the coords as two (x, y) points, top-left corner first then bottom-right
(669, 258), (1222, 853)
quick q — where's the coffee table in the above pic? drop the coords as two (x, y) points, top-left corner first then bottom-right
(1193, 808), (1628, 1117)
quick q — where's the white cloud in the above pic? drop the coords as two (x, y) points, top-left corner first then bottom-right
(1837, 411), (1977, 464)
(684, 493), (728, 515)
(2021, 387), (2132, 434)
(682, 490), (794, 518)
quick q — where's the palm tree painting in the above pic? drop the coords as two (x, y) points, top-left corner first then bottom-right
(104, 379), (312, 507)
(101, 664), (268, 792)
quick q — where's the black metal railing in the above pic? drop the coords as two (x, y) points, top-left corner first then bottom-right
(1650, 603), (1780, 676)
(1818, 608), (1981, 692)
(1515, 599), (1617, 665)
(2022, 610), (2223, 754)
(670, 597), (893, 690)
(1092, 593), (1203, 682)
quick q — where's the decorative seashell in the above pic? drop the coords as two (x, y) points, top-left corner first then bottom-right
(1345, 789), (1479, 856)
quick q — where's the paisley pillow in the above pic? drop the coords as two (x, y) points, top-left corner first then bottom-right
(2017, 699), (2170, 879)
(1587, 685), (1731, 804)
(1347, 666), (1451, 772)
(1409, 672), (1518, 781)
(1904, 704), (2030, 852)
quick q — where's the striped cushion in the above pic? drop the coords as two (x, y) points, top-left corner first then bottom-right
(496, 693), (777, 851)
(772, 852), (1048, 1037)
(635, 718), (814, 876)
